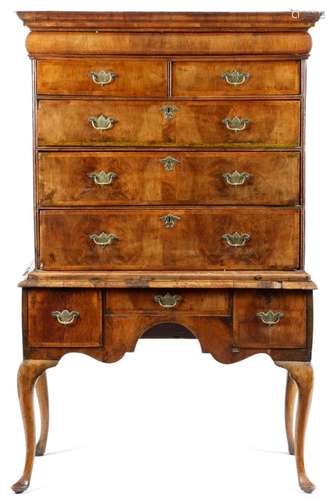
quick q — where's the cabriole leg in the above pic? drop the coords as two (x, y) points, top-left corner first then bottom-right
(12, 360), (58, 494)
(285, 372), (298, 455)
(35, 371), (50, 456)
(276, 361), (315, 494)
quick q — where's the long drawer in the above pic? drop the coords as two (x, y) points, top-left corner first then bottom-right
(37, 99), (300, 148)
(39, 208), (300, 270)
(38, 151), (300, 207)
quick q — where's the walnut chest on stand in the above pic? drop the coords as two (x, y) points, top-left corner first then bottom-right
(13, 11), (322, 494)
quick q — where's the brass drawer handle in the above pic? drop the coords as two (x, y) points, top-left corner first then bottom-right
(160, 156), (180, 172)
(160, 104), (179, 120)
(223, 171), (251, 186)
(223, 116), (250, 132)
(51, 309), (79, 326)
(256, 311), (284, 326)
(90, 70), (117, 86)
(154, 293), (182, 309)
(89, 232), (119, 246)
(221, 70), (250, 86)
(88, 171), (118, 186)
(222, 232), (250, 247)
(160, 214), (181, 228)
(89, 114), (117, 131)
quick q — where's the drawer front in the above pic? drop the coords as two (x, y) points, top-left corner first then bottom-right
(38, 151), (300, 207)
(106, 289), (230, 314)
(26, 289), (102, 347)
(39, 208), (300, 271)
(233, 290), (307, 348)
(37, 59), (167, 96)
(37, 100), (300, 148)
(173, 60), (300, 96)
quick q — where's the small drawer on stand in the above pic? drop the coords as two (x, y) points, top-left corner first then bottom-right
(26, 289), (103, 347)
(233, 290), (307, 349)
(106, 289), (231, 315)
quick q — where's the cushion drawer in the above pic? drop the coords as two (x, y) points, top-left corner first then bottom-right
(38, 151), (300, 207)
(26, 289), (102, 347)
(233, 290), (307, 348)
(106, 289), (230, 314)
(172, 60), (300, 96)
(36, 58), (167, 96)
(39, 208), (300, 271)
(37, 99), (300, 148)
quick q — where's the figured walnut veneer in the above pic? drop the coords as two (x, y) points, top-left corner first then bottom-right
(14, 11), (321, 494)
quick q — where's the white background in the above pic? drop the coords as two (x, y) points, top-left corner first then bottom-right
(0, 0), (332, 498)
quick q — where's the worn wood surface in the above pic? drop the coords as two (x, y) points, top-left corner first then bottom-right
(37, 151), (300, 207)
(39, 208), (300, 270)
(37, 99), (301, 148)
(20, 270), (316, 289)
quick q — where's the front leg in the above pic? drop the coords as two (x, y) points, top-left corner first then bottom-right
(276, 361), (314, 494)
(285, 372), (298, 455)
(12, 360), (58, 494)
(35, 371), (50, 456)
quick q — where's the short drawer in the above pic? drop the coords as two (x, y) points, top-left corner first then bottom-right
(38, 151), (300, 207)
(172, 60), (300, 96)
(37, 58), (167, 96)
(26, 289), (103, 347)
(106, 289), (230, 315)
(39, 208), (300, 271)
(37, 99), (300, 148)
(233, 290), (307, 348)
